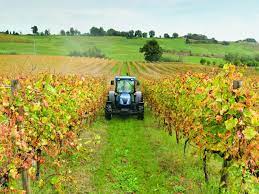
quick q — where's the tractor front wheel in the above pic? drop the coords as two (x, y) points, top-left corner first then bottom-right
(105, 103), (112, 120)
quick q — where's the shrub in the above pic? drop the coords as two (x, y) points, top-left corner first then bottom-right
(0, 51), (17, 55)
(254, 54), (259, 62)
(69, 47), (106, 58)
(160, 56), (183, 62)
(218, 63), (224, 68)
(225, 53), (258, 67)
(200, 58), (206, 65)
(185, 38), (191, 44)
(222, 41), (230, 46)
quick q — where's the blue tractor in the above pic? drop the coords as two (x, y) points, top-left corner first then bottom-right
(105, 76), (144, 120)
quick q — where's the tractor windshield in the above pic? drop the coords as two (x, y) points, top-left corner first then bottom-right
(116, 79), (135, 93)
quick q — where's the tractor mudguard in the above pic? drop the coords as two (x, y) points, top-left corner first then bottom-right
(108, 91), (115, 105)
(135, 91), (143, 103)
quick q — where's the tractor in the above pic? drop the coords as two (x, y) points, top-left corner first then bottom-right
(105, 76), (144, 120)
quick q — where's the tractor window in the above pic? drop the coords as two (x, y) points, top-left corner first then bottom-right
(116, 80), (135, 93)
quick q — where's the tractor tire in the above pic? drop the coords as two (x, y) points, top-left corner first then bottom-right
(105, 103), (112, 120)
(108, 91), (115, 107)
(137, 104), (144, 120)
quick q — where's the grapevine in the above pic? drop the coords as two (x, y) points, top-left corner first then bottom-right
(0, 73), (107, 192)
(142, 65), (258, 191)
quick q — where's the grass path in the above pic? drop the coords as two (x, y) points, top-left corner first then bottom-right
(73, 110), (221, 193)
(93, 113), (171, 193)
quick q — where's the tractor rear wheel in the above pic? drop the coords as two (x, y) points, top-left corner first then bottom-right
(137, 104), (144, 120)
(105, 103), (112, 120)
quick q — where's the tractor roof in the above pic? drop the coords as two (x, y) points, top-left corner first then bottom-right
(115, 76), (136, 80)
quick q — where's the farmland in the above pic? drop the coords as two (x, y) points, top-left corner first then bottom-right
(1, 34), (259, 63)
(0, 34), (258, 193)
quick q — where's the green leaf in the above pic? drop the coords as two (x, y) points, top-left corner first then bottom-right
(251, 116), (259, 127)
(243, 127), (257, 140)
(50, 176), (60, 185)
(46, 84), (56, 94)
(243, 109), (252, 117)
(225, 118), (238, 130)
(42, 117), (48, 124)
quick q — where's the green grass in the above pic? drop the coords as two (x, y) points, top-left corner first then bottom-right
(87, 110), (222, 193)
(0, 34), (259, 62)
(111, 63), (120, 74)
(120, 62), (129, 75)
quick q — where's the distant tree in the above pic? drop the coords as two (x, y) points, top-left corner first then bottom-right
(90, 27), (98, 36)
(44, 29), (50, 36)
(74, 29), (81, 35)
(99, 27), (106, 36)
(107, 28), (117, 36)
(200, 58), (206, 65)
(149, 30), (155, 38)
(31, 26), (38, 35)
(90, 26), (106, 36)
(140, 40), (163, 62)
(60, 30), (65, 36)
(164, 33), (170, 38)
(135, 30), (142, 38)
(206, 60), (211, 65)
(5, 30), (9, 34)
(69, 27), (75, 36)
(120, 31), (128, 37)
(212, 61), (216, 66)
(243, 38), (257, 43)
(172, 32), (179, 38)
(127, 30), (135, 38)
(40, 32), (44, 36)
(142, 32), (148, 38)
(211, 38), (218, 44)
(66, 31), (70, 36)
(185, 33), (208, 40)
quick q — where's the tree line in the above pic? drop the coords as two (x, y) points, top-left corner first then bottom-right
(0, 30), (20, 35)
(0, 26), (176, 39)
(88, 27), (159, 39)
(0, 26), (257, 44)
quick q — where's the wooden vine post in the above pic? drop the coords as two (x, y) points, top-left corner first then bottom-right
(203, 149), (209, 183)
(11, 80), (31, 194)
(233, 80), (242, 90)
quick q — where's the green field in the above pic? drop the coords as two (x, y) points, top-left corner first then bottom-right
(1, 34), (259, 63)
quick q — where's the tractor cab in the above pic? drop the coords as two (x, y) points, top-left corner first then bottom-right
(105, 76), (144, 120)
(113, 76), (137, 94)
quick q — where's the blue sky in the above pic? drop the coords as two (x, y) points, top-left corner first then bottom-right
(1, 0), (259, 41)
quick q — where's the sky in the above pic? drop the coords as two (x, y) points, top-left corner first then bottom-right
(1, 0), (259, 41)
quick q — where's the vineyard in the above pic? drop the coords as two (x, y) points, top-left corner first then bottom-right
(0, 73), (107, 192)
(0, 55), (117, 76)
(0, 54), (258, 193)
(142, 65), (258, 192)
